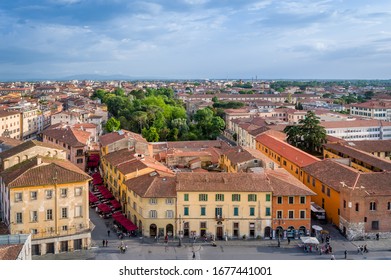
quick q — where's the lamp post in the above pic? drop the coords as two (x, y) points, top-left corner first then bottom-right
(178, 215), (182, 247)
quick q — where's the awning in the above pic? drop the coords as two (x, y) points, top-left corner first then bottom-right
(92, 172), (102, 179)
(300, 236), (319, 245)
(89, 192), (99, 203)
(110, 199), (121, 209)
(93, 177), (103, 185)
(112, 212), (138, 232)
(97, 185), (113, 199)
(97, 203), (111, 213)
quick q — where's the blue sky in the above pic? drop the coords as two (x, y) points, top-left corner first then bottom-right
(1, 0), (391, 80)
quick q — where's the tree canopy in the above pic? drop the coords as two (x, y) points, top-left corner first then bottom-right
(283, 111), (326, 153)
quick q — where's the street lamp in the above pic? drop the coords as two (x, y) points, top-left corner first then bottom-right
(178, 215), (182, 247)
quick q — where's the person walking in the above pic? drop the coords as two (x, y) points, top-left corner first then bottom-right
(331, 254), (335, 260)
(192, 251), (196, 260)
(287, 237), (291, 245)
(102, 240), (105, 247)
(105, 240), (108, 247)
(344, 250), (347, 259)
(107, 230), (110, 237)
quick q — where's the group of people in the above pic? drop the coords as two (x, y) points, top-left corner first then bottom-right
(358, 244), (368, 254)
(102, 240), (109, 247)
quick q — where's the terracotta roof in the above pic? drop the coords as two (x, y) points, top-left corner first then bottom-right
(255, 134), (320, 167)
(0, 110), (20, 117)
(301, 159), (359, 192)
(102, 149), (136, 166)
(0, 244), (23, 260)
(42, 126), (90, 147)
(341, 140), (391, 153)
(124, 171), (176, 198)
(0, 140), (65, 159)
(167, 140), (226, 150)
(324, 143), (391, 171)
(176, 172), (273, 192)
(99, 130), (147, 147)
(224, 146), (257, 164)
(266, 169), (316, 196)
(0, 136), (23, 147)
(1, 156), (91, 187)
(321, 119), (391, 129)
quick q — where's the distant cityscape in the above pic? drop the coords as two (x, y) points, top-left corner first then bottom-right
(1, 78), (391, 260)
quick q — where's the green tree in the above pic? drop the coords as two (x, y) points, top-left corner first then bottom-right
(142, 127), (160, 142)
(105, 117), (121, 132)
(284, 111), (326, 153)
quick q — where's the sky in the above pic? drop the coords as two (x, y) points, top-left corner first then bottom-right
(0, 0), (391, 80)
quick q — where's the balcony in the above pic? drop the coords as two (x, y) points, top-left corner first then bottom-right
(215, 215), (225, 222)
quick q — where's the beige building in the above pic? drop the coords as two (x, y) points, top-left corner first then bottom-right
(0, 110), (21, 140)
(0, 156), (91, 255)
(176, 172), (273, 240)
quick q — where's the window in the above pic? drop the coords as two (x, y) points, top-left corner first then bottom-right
(14, 193), (22, 202)
(312, 178), (315, 187)
(232, 194), (241, 202)
(265, 207), (271, 216)
(266, 194), (271, 202)
(233, 207), (239, 216)
(321, 185), (325, 193)
(249, 207), (255, 216)
(215, 194), (224, 201)
(248, 194), (257, 202)
(75, 187), (82, 196)
(327, 188), (331, 197)
(200, 206), (206, 216)
(370, 202), (377, 211)
(61, 207), (68, 219)
(355, 203), (359, 212)
(288, 197), (294, 204)
(166, 210), (174, 218)
(149, 198), (157, 205)
(184, 206), (189, 216)
(46, 209), (53, 220)
(16, 212), (23, 224)
(184, 194), (189, 201)
(371, 221), (379, 230)
(300, 210), (305, 219)
(288, 210), (294, 219)
(199, 194), (208, 201)
(300, 196), (305, 204)
(276, 210), (282, 219)
(76, 149), (83, 156)
(343, 200), (346, 209)
(62, 225), (68, 231)
(60, 188), (68, 198)
(31, 229), (38, 235)
(165, 198), (173, 205)
(215, 207), (223, 218)
(149, 210), (157, 218)
(77, 158), (83, 164)
(307, 175), (310, 184)
(30, 191), (37, 200)
(277, 196), (282, 204)
(30, 211), (38, 222)
(283, 160), (287, 166)
(45, 190), (53, 199)
(75, 206), (82, 217)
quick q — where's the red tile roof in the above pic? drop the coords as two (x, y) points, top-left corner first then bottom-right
(255, 134), (320, 167)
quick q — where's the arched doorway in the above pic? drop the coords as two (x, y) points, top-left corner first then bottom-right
(150, 224), (157, 237)
(264, 226), (271, 239)
(287, 226), (295, 238)
(166, 224), (173, 237)
(299, 226), (306, 236)
(275, 226), (284, 239)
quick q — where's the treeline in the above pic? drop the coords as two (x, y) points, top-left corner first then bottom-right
(92, 88), (225, 142)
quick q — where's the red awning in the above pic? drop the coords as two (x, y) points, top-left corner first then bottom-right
(93, 177), (103, 185)
(88, 161), (99, 167)
(112, 212), (138, 231)
(97, 203), (111, 213)
(110, 199), (121, 209)
(92, 172), (102, 179)
(97, 185), (113, 199)
(89, 192), (99, 203)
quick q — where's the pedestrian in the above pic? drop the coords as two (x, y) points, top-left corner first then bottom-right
(102, 240), (105, 247)
(344, 250), (347, 259)
(364, 244), (368, 253)
(192, 251), (196, 260)
(287, 237), (290, 245)
(165, 234), (168, 244)
(107, 230), (110, 237)
(105, 240), (108, 247)
(331, 254), (335, 260)
(376, 233), (379, 240)
(321, 236), (324, 243)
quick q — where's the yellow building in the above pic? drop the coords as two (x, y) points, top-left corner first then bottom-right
(123, 171), (176, 237)
(218, 146), (263, 173)
(0, 156), (91, 255)
(0, 110), (22, 140)
(176, 172), (273, 240)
